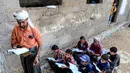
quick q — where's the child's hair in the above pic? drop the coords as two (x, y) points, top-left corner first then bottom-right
(110, 47), (117, 53)
(51, 45), (59, 50)
(80, 36), (85, 40)
(66, 49), (72, 55)
(101, 54), (109, 61)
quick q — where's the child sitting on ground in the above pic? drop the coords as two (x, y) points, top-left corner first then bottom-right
(60, 49), (77, 73)
(96, 54), (111, 73)
(107, 47), (120, 73)
(74, 36), (89, 64)
(89, 37), (102, 63)
(76, 36), (88, 52)
(47, 45), (64, 71)
(79, 54), (94, 73)
(51, 45), (64, 62)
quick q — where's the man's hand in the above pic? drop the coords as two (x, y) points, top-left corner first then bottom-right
(33, 56), (39, 66)
(13, 46), (17, 49)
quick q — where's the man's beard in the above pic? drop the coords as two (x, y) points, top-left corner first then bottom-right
(20, 25), (27, 29)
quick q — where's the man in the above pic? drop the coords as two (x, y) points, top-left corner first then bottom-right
(11, 10), (42, 73)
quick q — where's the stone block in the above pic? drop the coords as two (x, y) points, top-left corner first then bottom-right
(0, 13), (7, 23)
(59, 6), (81, 14)
(2, 0), (20, 12)
(6, 13), (16, 22)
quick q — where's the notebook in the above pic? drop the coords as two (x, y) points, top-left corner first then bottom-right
(7, 48), (29, 55)
(55, 63), (67, 68)
(93, 63), (101, 72)
(47, 57), (56, 61)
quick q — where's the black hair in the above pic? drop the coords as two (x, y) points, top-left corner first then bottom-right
(66, 49), (72, 55)
(101, 54), (109, 61)
(80, 36), (85, 40)
(110, 47), (117, 53)
(51, 45), (59, 50)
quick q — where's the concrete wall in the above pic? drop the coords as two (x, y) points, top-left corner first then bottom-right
(0, 0), (129, 72)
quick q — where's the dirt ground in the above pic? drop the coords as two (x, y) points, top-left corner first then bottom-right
(102, 27), (130, 73)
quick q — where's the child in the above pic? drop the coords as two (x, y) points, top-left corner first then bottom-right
(61, 49), (76, 73)
(63, 49), (76, 65)
(51, 45), (64, 62)
(108, 1), (117, 24)
(76, 36), (88, 52)
(74, 36), (89, 64)
(108, 47), (120, 73)
(79, 54), (94, 73)
(48, 45), (64, 71)
(90, 37), (102, 62)
(96, 54), (111, 73)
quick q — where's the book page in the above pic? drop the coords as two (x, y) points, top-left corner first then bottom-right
(55, 63), (67, 68)
(47, 57), (56, 61)
(72, 48), (83, 52)
(7, 48), (29, 55)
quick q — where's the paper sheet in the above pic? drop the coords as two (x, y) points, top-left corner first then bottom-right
(55, 62), (81, 73)
(72, 48), (83, 52)
(93, 63), (101, 72)
(69, 63), (81, 73)
(7, 48), (29, 55)
(47, 57), (56, 61)
(55, 63), (67, 68)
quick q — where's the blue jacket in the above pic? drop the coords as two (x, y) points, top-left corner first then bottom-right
(97, 59), (110, 71)
(79, 63), (93, 73)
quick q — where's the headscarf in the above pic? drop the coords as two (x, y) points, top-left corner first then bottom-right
(13, 10), (34, 28)
(94, 37), (100, 42)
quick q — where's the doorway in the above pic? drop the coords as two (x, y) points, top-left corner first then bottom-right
(110, 0), (121, 23)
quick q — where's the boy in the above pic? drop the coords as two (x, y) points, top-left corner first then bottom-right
(74, 36), (89, 64)
(79, 54), (94, 73)
(90, 37), (102, 62)
(48, 45), (64, 71)
(96, 54), (110, 73)
(61, 49), (76, 73)
(76, 36), (88, 52)
(63, 49), (76, 65)
(51, 45), (64, 62)
(108, 47), (120, 73)
(108, 1), (117, 24)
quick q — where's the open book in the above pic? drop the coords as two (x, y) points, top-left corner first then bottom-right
(47, 57), (56, 61)
(72, 48), (83, 52)
(93, 63), (101, 72)
(7, 48), (29, 55)
(55, 63), (67, 68)
(55, 62), (81, 73)
(69, 63), (81, 73)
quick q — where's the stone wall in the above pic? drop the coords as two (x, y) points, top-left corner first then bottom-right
(0, 0), (130, 72)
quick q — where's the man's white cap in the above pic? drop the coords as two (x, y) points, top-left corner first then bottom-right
(13, 10), (34, 28)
